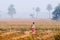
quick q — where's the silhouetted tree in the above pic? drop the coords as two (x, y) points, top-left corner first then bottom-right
(30, 8), (35, 19)
(8, 4), (16, 18)
(47, 4), (52, 19)
(30, 14), (34, 18)
(52, 4), (60, 20)
(36, 7), (40, 19)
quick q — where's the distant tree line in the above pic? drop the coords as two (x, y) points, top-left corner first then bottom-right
(0, 4), (60, 21)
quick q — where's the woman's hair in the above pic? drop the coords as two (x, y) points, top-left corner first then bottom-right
(33, 22), (35, 24)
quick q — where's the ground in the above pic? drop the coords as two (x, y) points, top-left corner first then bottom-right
(0, 19), (60, 40)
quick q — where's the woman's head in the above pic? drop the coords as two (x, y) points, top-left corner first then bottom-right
(33, 22), (35, 24)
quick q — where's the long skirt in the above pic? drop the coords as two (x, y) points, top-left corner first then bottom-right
(32, 28), (36, 34)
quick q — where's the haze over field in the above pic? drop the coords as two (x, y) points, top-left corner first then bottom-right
(0, 0), (60, 19)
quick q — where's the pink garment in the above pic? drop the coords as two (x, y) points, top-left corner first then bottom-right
(32, 28), (36, 34)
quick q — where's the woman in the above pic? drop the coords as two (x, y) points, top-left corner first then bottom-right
(31, 22), (36, 34)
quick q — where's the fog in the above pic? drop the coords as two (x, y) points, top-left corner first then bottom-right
(0, 0), (60, 19)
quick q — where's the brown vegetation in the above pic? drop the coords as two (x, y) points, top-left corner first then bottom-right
(0, 19), (60, 40)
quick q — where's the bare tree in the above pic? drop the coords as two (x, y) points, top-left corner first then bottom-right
(30, 8), (35, 19)
(36, 7), (40, 19)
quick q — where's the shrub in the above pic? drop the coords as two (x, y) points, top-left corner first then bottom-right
(54, 35), (60, 40)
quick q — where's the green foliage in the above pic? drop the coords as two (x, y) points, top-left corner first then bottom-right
(52, 4), (60, 20)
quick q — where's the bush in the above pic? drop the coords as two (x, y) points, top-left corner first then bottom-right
(54, 35), (60, 40)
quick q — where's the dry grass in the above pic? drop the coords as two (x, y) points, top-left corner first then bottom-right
(0, 30), (60, 40)
(0, 19), (60, 40)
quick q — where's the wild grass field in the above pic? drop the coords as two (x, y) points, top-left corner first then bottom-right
(0, 19), (60, 40)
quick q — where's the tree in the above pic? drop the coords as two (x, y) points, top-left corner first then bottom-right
(36, 7), (40, 19)
(47, 4), (52, 19)
(30, 14), (34, 19)
(30, 8), (35, 19)
(8, 4), (16, 18)
(52, 4), (60, 20)
(8, 4), (16, 32)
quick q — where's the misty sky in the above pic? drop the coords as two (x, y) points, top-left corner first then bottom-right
(0, 0), (60, 19)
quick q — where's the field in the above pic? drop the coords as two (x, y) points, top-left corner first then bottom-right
(0, 19), (60, 40)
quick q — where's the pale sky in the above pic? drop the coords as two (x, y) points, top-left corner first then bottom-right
(0, 0), (60, 19)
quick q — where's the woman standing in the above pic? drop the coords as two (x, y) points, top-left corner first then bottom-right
(31, 22), (36, 34)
